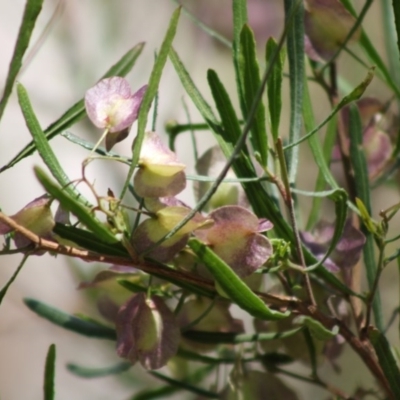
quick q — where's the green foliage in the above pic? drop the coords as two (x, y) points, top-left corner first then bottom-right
(24, 298), (116, 340)
(2, 1), (400, 399)
(0, 0), (43, 121)
(188, 238), (289, 320)
(1, 43), (145, 172)
(43, 344), (56, 400)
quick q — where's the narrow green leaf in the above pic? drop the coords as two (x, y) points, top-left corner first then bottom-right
(169, 45), (354, 296)
(286, 67), (375, 151)
(348, 104), (383, 330)
(283, 0), (304, 184)
(1, 43), (145, 172)
(240, 24), (268, 165)
(17, 83), (88, 204)
(182, 327), (302, 344)
(53, 223), (128, 257)
(169, 48), (219, 127)
(177, 348), (248, 365)
(0, 255), (29, 306)
(24, 298), (116, 340)
(117, 279), (147, 294)
(179, 348), (293, 366)
(232, 0), (248, 116)
(368, 327), (400, 398)
(120, 8), (181, 200)
(67, 362), (131, 378)
(188, 238), (289, 320)
(302, 66), (338, 188)
(391, 0), (400, 58)
(150, 370), (219, 399)
(306, 118), (338, 230)
(302, 328), (318, 376)
(131, 385), (177, 400)
(302, 64), (362, 236)
(0, 0), (44, 122)
(35, 166), (118, 244)
(382, 1), (400, 90)
(43, 344), (56, 400)
(131, 365), (214, 400)
(296, 316), (339, 341)
(266, 37), (285, 141)
(341, 0), (400, 97)
(232, 0), (247, 58)
(171, 53), (289, 234)
(207, 69), (243, 146)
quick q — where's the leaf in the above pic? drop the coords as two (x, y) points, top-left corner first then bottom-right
(169, 45), (356, 296)
(295, 316), (339, 341)
(240, 24), (268, 165)
(368, 327), (400, 398)
(131, 385), (178, 400)
(266, 37), (285, 142)
(0, 255), (29, 306)
(43, 344), (56, 400)
(283, 0), (304, 184)
(120, 7), (181, 199)
(35, 166), (118, 244)
(17, 83), (89, 204)
(285, 67), (375, 151)
(53, 223), (128, 257)
(1, 42), (145, 172)
(24, 298), (116, 340)
(182, 327), (302, 344)
(67, 362), (131, 378)
(116, 279), (147, 294)
(170, 51), (285, 235)
(301, 65), (339, 185)
(207, 69), (243, 147)
(341, 0), (400, 98)
(302, 328), (317, 376)
(132, 364), (214, 400)
(188, 238), (289, 320)
(348, 105), (383, 330)
(232, 0), (248, 116)
(150, 370), (219, 399)
(0, 0), (44, 122)
(382, 1), (400, 94)
(169, 48), (219, 127)
(305, 117), (338, 230)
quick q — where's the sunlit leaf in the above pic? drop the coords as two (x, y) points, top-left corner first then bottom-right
(43, 344), (56, 400)
(0, 0), (44, 122)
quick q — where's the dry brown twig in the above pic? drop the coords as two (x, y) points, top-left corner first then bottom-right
(0, 211), (393, 399)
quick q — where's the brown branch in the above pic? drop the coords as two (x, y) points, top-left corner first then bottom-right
(0, 211), (393, 398)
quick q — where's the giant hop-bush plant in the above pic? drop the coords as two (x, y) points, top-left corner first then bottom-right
(1, 0), (400, 399)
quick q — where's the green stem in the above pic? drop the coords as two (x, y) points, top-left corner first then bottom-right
(365, 242), (386, 330)
(276, 139), (316, 306)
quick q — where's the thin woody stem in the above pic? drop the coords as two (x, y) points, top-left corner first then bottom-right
(0, 211), (393, 398)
